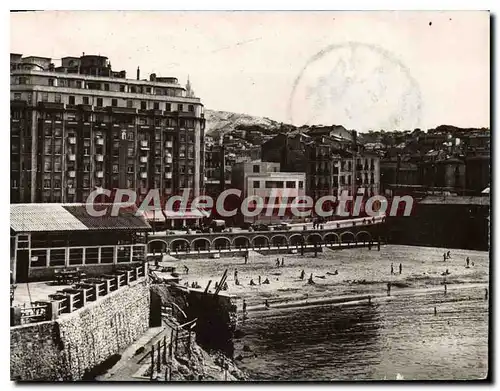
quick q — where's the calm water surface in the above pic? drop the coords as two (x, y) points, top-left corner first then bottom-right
(237, 285), (489, 380)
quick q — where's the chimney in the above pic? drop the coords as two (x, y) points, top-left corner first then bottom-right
(352, 130), (358, 152)
(137, 66), (140, 80)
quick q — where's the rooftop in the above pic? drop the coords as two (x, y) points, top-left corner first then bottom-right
(419, 196), (490, 206)
(11, 203), (151, 233)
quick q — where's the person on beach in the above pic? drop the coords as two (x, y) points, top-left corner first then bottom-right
(485, 288), (488, 300)
(466, 257), (470, 268)
(223, 282), (228, 291)
(276, 258), (280, 268)
(281, 258), (285, 267)
(399, 263), (402, 274)
(434, 306), (437, 316)
(263, 278), (270, 284)
(443, 252), (447, 262)
(265, 300), (270, 308)
(444, 283), (447, 295)
(242, 299), (247, 313)
(244, 251), (248, 264)
(235, 278), (240, 286)
(447, 251), (451, 259)
(300, 270), (305, 280)
(234, 269), (238, 280)
(334, 270), (338, 275)
(472, 261), (475, 266)
(368, 241), (372, 250)
(258, 276), (261, 285)
(215, 281), (219, 290)
(368, 296), (372, 305)
(308, 273), (315, 284)
(250, 279), (256, 286)
(387, 282), (391, 296)
(377, 239), (381, 251)
(390, 263), (394, 275)
(184, 265), (189, 274)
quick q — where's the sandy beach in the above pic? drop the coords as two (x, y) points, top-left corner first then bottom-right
(170, 244), (489, 312)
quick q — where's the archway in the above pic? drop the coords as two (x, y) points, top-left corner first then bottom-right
(356, 231), (372, 244)
(340, 231), (355, 244)
(289, 234), (305, 247)
(170, 238), (190, 252)
(148, 239), (168, 254)
(233, 236), (250, 249)
(271, 235), (288, 247)
(307, 233), (322, 246)
(213, 237), (231, 250)
(252, 235), (269, 248)
(192, 237), (211, 251)
(323, 233), (340, 245)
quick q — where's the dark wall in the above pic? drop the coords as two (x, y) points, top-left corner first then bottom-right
(386, 203), (490, 251)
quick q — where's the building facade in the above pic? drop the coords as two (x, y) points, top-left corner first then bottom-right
(261, 133), (380, 201)
(231, 161), (306, 225)
(10, 53), (205, 205)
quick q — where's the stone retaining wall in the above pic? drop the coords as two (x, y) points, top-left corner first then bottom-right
(11, 279), (150, 381)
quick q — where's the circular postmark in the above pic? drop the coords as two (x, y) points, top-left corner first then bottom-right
(288, 42), (423, 131)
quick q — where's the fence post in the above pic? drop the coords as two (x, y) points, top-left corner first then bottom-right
(150, 345), (155, 380)
(157, 340), (161, 373)
(162, 336), (167, 364)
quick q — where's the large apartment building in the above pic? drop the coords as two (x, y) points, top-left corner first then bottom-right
(10, 53), (205, 205)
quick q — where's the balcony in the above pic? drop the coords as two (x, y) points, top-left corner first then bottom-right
(165, 157), (172, 164)
(164, 172), (172, 179)
(67, 154), (76, 161)
(96, 171), (104, 178)
(140, 172), (148, 179)
(68, 137), (76, 145)
(37, 102), (65, 111)
(140, 141), (149, 150)
(96, 138), (104, 145)
(140, 156), (148, 163)
(165, 141), (173, 148)
(95, 154), (104, 162)
(68, 170), (76, 178)
(107, 106), (137, 115)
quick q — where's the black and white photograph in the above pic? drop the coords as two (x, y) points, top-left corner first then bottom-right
(9, 9), (490, 382)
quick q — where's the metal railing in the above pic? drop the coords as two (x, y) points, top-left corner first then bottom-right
(11, 264), (146, 326)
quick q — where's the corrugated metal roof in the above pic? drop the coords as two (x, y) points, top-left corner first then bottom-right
(11, 203), (151, 233)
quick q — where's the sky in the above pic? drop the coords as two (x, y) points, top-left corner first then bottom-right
(10, 10), (490, 132)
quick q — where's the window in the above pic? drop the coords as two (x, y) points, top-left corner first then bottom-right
(166, 103), (171, 112)
(127, 165), (134, 173)
(298, 181), (304, 189)
(14, 93), (21, 100)
(140, 101), (147, 110)
(130, 86), (136, 93)
(41, 92), (48, 102)
(96, 98), (103, 107)
(253, 181), (260, 188)
(112, 164), (119, 173)
(253, 165), (260, 173)
(120, 85), (125, 92)
(153, 102), (159, 110)
(127, 147), (134, 157)
(55, 94), (61, 103)
(111, 98), (117, 107)
(83, 96), (89, 105)
(69, 95), (75, 105)
(127, 100), (133, 108)
(76, 80), (82, 88)
(104, 83), (110, 91)
(286, 181), (295, 189)
(54, 178), (61, 188)
(188, 104), (194, 112)
(48, 78), (54, 86)
(127, 132), (134, 141)
(177, 104), (183, 112)
(43, 179), (51, 188)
